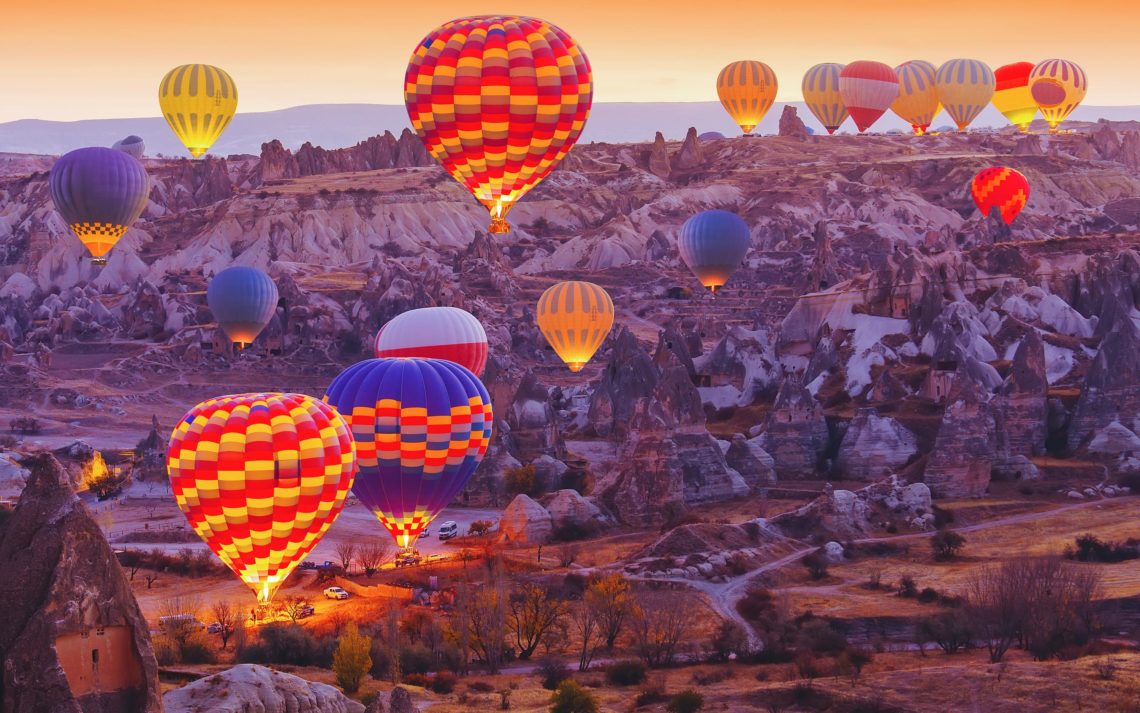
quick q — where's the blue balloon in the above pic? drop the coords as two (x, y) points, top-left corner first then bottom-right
(206, 267), (279, 347)
(677, 209), (751, 293)
(49, 147), (149, 263)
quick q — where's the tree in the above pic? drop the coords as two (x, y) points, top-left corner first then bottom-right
(159, 596), (202, 652)
(210, 600), (240, 650)
(335, 542), (357, 573)
(802, 550), (829, 580)
(358, 541), (392, 578)
(931, 530), (967, 561)
(667, 690), (704, 713)
(509, 583), (569, 660)
(708, 620), (749, 662)
(919, 611), (973, 654)
(505, 464), (538, 496)
(630, 594), (689, 667)
(570, 602), (604, 672)
(332, 623), (372, 694)
(469, 519), (494, 537)
(584, 573), (635, 649)
(460, 580), (508, 673)
(279, 595), (313, 624)
(550, 680), (598, 713)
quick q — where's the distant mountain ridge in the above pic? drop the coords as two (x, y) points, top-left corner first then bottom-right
(3, 101), (1140, 157)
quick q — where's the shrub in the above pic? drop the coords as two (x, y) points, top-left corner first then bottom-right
(708, 621), (748, 662)
(794, 652), (824, 681)
(152, 636), (179, 666)
(550, 679), (599, 713)
(736, 588), (775, 622)
(468, 519), (493, 537)
(604, 659), (648, 686)
(919, 611), (972, 655)
(537, 656), (571, 690)
(505, 465), (538, 496)
(430, 671), (457, 694)
(802, 550), (829, 580)
(239, 623), (333, 667)
(403, 673), (431, 688)
(931, 530), (967, 560)
(667, 690), (705, 713)
(635, 684), (668, 707)
(180, 633), (216, 664)
(399, 642), (434, 675)
(332, 624), (372, 694)
(468, 680), (496, 693)
(691, 667), (734, 685)
(897, 576), (918, 598)
(1069, 534), (1140, 563)
(918, 587), (940, 604)
(796, 619), (848, 656)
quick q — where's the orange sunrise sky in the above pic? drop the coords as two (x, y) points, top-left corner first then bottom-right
(2, 0), (1134, 122)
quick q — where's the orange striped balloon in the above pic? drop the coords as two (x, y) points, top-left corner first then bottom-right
(802, 63), (848, 135)
(167, 393), (357, 603)
(935, 59), (995, 131)
(536, 281), (614, 372)
(404, 16), (592, 235)
(1029, 59), (1087, 132)
(972, 166), (1029, 225)
(717, 61), (778, 135)
(892, 61), (941, 135)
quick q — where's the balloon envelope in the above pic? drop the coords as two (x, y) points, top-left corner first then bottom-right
(972, 166), (1029, 224)
(892, 61), (941, 135)
(717, 60), (778, 135)
(839, 61), (899, 133)
(49, 147), (149, 262)
(405, 15), (592, 234)
(993, 62), (1039, 132)
(167, 393), (357, 602)
(374, 306), (489, 376)
(207, 266), (279, 347)
(536, 281), (614, 372)
(1029, 59), (1087, 131)
(802, 63), (848, 135)
(935, 59), (995, 131)
(678, 209), (751, 293)
(159, 64), (238, 158)
(322, 358), (493, 549)
(112, 135), (146, 159)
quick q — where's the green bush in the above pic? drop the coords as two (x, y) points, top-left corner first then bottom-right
(238, 623), (334, 667)
(667, 690), (704, 713)
(550, 680), (598, 713)
(605, 659), (647, 686)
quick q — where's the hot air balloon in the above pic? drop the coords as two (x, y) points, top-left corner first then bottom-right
(536, 281), (614, 372)
(159, 64), (238, 158)
(405, 16), (592, 235)
(167, 392), (357, 603)
(892, 61), (941, 135)
(802, 63), (849, 135)
(972, 166), (1029, 224)
(1029, 59), (1087, 132)
(678, 210), (752, 294)
(322, 358), (493, 550)
(112, 135), (145, 159)
(207, 266), (279, 349)
(993, 62), (1039, 132)
(49, 147), (149, 265)
(839, 62), (899, 133)
(935, 59), (995, 132)
(717, 60), (778, 135)
(374, 306), (489, 376)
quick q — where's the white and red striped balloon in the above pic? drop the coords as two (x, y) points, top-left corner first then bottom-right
(374, 307), (489, 376)
(839, 61), (900, 133)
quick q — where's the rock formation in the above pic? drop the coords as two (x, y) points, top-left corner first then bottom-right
(0, 454), (162, 712)
(163, 664), (364, 713)
(500, 494), (553, 544)
(778, 106), (809, 140)
(670, 127), (705, 175)
(1067, 319), (1140, 453)
(646, 132), (671, 179)
(256, 130), (432, 183)
(992, 330), (1048, 478)
(771, 475), (933, 541)
(834, 409), (918, 481)
(724, 434), (777, 490)
(760, 378), (829, 479)
(923, 378), (996, 498)
(506, 371), (564, 463)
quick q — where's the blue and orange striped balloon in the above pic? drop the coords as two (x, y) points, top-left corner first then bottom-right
(802, 63), (848, 135)
(323, 358), (493, 549)
(935, 59), (995, 131)
(892, 61), (941, 135)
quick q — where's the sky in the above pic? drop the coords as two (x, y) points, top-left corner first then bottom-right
(2, 0), (1135, 122)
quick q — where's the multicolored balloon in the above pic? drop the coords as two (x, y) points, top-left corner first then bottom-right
(112, 135), (145, 159)
(323, 358), (493, 549)
(1029, 59), (1087, 132)
(839, 61), (899, 133)
(374, 306), (489, 377)
(717, 60), (778, 135)
(972, 166), (1029, 224)
(49, 147), (149, 264)
(993, 62), (1039, 133)
(678, 209), (751, 294)
(405, 15), (592, 235)
(892, 61), (941, 135)
(536, 281), (614, 372)
(935, 59), (995, 132)
(207, 266), (279, 348)
(159, 64), (238, 158)
(802, 63), (848, 135)
(167, 393), (357, 603)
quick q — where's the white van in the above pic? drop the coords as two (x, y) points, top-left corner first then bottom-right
(437, 521), (459, 540)
(158, 614), (205, 631)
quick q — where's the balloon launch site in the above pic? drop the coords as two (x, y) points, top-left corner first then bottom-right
(1, 5), (1139, 712)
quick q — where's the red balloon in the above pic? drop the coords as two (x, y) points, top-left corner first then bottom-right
(972, 167), (1029, 224)
(374, 307), (488, 376)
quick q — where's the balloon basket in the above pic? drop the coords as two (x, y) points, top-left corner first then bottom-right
(90, 257), (108, 267)
(488, 217), (510, 234)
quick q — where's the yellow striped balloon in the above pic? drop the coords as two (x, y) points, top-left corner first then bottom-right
(892, 61), (941, 135)
(536, 281), (614, 372)
(158, 64), (238, 158)
(935, 59), (994, 132)
(717, 61), (778, 135)
(801, 63), (848, 135)
(1029, 59), (1088, 132)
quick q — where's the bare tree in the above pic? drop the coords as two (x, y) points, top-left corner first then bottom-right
(630, 593), (689, 667)
(210, 600), (240, 649)
(278, 595), (314, 624)
(508, 583), (569, 660)
(557, 542), (579, 568)
(358, 541), (393, 578)
(335, 542), (357, 574)
(144, 571), (159, 589)
(159, 596), (202, 652)
(570, 601), (605, 672)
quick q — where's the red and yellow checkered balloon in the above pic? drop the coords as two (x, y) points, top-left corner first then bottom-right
(971, 166), (1030, 225)
(167, 393), (357, 602)
(404, 15), (592, 234)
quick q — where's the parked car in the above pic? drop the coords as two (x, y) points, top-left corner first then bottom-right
(437, 521), (459, 540)
(299, 560), (317, 570)
(296, 604), (315, 619)
(395, 551), (422, 568)
(421, 525), (431, 537)
(323, 586), (350, 600)
(314, 560), (336, 570)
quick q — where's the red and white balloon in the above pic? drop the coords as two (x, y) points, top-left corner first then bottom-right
(374, 306), (489, 376)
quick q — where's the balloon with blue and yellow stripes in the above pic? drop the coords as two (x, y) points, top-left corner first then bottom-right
(935, 59), (994, 132)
